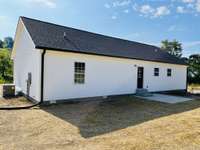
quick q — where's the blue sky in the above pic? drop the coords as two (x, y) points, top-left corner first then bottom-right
(0, 0), (200, 56)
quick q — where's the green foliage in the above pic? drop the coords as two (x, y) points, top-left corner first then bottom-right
(187, 54), (200, 84)
(161, 39), (199, 84)
(0, 40), (3, 48)
(161, 40), (182, 58)
(0, 76), (5, 84)
(0, 48), (13, 83)
(3, 37), (14, 49)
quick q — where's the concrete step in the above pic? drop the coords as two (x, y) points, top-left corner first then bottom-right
(136, 88), (153, 97)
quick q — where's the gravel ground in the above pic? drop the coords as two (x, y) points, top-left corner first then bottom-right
(0, 95), (200, 150)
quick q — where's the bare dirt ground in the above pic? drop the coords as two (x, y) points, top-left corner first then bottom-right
(0, 95), (200, 150)
(0, 96), (32, 107)
(188, 84), (200, 95)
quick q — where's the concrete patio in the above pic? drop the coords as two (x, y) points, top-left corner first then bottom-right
(137, 94), (193, 104)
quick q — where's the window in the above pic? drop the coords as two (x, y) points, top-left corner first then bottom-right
(154, 68), (159, 76)
(167, 68), (172, 77)
(74, 62), (85, 84)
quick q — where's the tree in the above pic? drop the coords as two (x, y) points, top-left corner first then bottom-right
(161, 40), (182, 58)
(188, 54), (200, 83)
(3, 37), (14, 49)
(0, 49), (13, 83)
(0, 39), (3, 48)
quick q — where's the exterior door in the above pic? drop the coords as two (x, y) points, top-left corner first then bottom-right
(137, 67), (144, 89)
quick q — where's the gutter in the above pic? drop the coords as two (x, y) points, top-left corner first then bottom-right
(35, 46), (188, 66)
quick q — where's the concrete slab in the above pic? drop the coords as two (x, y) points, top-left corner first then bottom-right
(137, 94), (193, 104)
(191, 89), (200, 94)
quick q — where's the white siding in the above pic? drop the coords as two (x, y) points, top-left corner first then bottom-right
(43, 51), (187, 101)
(13, 20), (41, 101)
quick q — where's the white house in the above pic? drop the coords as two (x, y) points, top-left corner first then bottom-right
(12, 17), (188, 103)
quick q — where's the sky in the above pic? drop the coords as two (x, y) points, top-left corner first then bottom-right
(0, 0), (200, 56)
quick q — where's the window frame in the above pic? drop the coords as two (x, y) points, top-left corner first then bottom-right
(74, 62), (85, 84)
(167, 68), (172, 77)
(154, 68), (159, 76)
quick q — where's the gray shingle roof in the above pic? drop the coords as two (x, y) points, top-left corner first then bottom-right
(21, 16), (187, 65)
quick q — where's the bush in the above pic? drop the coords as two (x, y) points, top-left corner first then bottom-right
(0, 48), (13, 83)
(0, 76), (5, 84)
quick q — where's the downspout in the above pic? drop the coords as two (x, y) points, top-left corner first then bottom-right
(40, 49), (46, 103)
(186, 67), (189, 93)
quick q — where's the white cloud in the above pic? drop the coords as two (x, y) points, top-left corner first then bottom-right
(132, 3), (138, 11)
(182, 0), (194, 3)
(123, 9), (130, 13)
(139, 5), (170, 18)
(113, 0), (131, 7)
(111, 15), (117, 19)
(186, 3), (195, 8)
(28, 0), (56, 8)
(196, 0), (200, 12)
(179, 0), (200, 14)
(154, 6), (170, 17)
(177, 6), (186, 13)
(140, 5), (154, 15)
(104, 3), (111, 9)
(105, 0), (200, 18)
(183, 41), (200, 47)
(180, 0), (200, 13)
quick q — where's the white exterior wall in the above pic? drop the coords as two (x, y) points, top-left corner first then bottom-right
(12, 20), (41, 101)
(43, 51), (187, 101)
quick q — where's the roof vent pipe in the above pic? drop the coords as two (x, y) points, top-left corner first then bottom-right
(63, 32), (67, 40)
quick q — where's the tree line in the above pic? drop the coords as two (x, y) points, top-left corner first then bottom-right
(0, 37), (14, 49)
(0, 37), (14, 83)
(0, 37), (199, 84)
(161, 40), (200, 84)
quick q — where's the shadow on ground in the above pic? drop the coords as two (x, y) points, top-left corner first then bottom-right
(42, 95), (200, 138)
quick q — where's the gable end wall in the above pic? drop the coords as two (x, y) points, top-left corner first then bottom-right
(13, 20), (41, 101)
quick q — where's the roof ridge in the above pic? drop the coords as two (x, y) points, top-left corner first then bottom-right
(20, 16), (158, 49)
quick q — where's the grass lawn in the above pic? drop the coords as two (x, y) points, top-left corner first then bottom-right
(0, 95), (200, 150)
